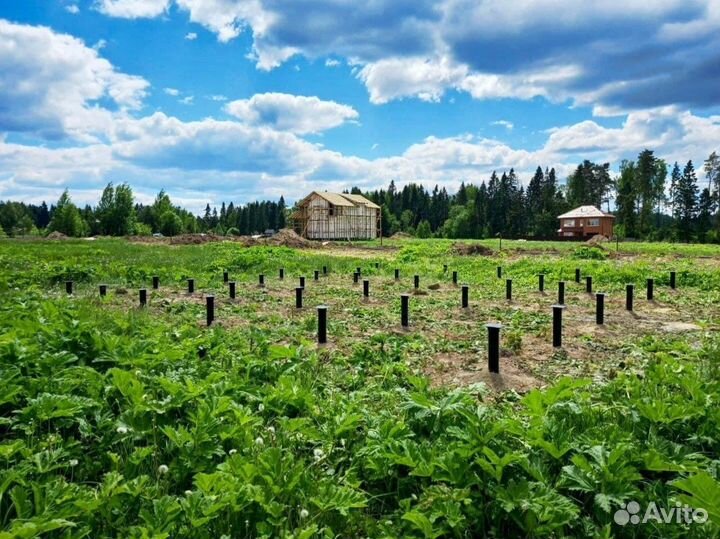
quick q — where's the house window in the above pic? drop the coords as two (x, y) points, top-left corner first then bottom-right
(329, 204), (334, 216)
(587, 218), (600, 226)
(563, 232), (574, 237)
(564, 219), (575, 227)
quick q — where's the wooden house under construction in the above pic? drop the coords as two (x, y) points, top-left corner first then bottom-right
(291, 191), (381, 240)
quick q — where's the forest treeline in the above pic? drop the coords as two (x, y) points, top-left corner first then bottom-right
(1, 150), (718, 242)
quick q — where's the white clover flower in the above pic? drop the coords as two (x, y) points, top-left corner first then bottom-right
(184, 490), (193, 496)
(69, 459), (79, 467)
(300, 509), (309, 519)
(229, 449), (237, 455)
(116, 426), (128, 434)
(158, 464), (169, 475)
(255, 436), (264, 447)
(313, 448), (325, 460)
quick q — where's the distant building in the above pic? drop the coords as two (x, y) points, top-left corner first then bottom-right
(291, 191), (381, 240)
(558, 205), (614, 238)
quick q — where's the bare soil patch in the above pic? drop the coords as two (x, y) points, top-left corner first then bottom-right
(425, 352), (543, 393)
(452, 242), (494, 256)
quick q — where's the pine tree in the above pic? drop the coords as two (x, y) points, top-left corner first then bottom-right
(673, 161), (699, 242)
(615, 160), (637, 237)
(48, 190), (87, 237)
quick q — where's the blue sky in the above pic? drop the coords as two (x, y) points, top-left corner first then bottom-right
(0, 0), (718, 211)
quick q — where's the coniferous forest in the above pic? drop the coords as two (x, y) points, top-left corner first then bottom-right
(1, 150), (719, 242)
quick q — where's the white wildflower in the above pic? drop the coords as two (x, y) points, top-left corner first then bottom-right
(258, 403), (265, 412)
(267, 426), (275, 434)
(69, 459), (79, 467)
(158, 464), (169, 475)
(300, 509), (309, 519)
(255, 436), (264, 447)
(313, 448), (325, 461)
(116, 426), (128, 434)
(229, 449), (237, 455)
(184, 490), (193, 496)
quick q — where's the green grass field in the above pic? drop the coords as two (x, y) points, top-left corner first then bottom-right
(0, 238), (718, 538)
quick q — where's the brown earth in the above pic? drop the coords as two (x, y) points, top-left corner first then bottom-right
(452, 242), (494, 256)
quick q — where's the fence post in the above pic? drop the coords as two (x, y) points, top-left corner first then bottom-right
(497, 266), (502, 278)
(552, 304), (565, 347)
(461, 285), (469, 308)
(538, 274), (545, 292)
(279, 268), (284, 280)
(596, 293), (605, 325)
(99, 284), (107, 297)
(394, 269), (400, 281)
(647, 278), (654, 300)
(414, 275), (419, 289)
(300, 276), (305, 288)
(66, 281), (73, 295)
(401, 294), (409, 327)
(295, 287), (303, 309)
(486, 324), (502, 373)
(152, 276), (159, 289)
(223, 271), (229, 283)
(670, 271), (676, 290)
(585, 276), (593, 294)
(206, 295), (215, 326)
(626, 284), (634, 311)
(575, 268), (581, 283)
(259, 274), (265, 288)
(187, 279), (194, 294)
(139, 288), (147, 307)
(506, 279), (512, 301)
(317, 305), (328, 344)
(363, 279), (370, 298)
(452, 270), (458, 285)
(558, 281), (565, 305)
(229, 281), (236, 299)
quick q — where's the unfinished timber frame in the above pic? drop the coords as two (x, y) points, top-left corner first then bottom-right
(291, 192), (381, 240)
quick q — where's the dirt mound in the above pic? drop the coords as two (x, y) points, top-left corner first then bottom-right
(169, 234), (226, 245)
(128, 229), (315, 248)
(46, 231), (68, 240)
(452, 242), (493, 256)
(239, 229), (316, 248)
(585, 234), (609, 247)
(264, 228), (315, 248)
(391, 232), (412, 239)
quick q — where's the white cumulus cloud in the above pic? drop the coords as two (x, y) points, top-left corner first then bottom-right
(0, 19), (148, 140)
(96, 0), (170, 18)
(225, 93), (359, 134)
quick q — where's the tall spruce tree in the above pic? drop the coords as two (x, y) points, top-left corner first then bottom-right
(673, 161), (699, 242)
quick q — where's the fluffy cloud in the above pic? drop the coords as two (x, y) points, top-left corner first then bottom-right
(358, 56), (467, 104)
(225, 93), (359, 134)
(0, 19), (148, 140)
(184, 32), (197, 40)
(96, 0), (170, 18)
(95, 0), (720, 111)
